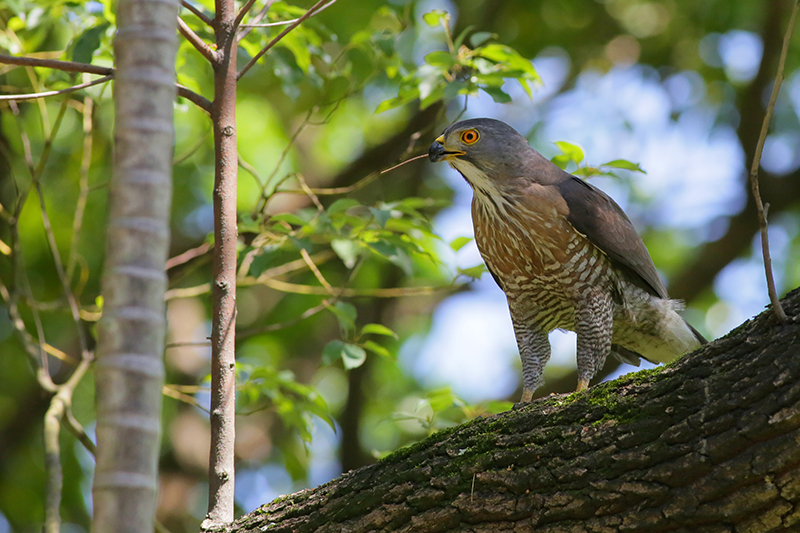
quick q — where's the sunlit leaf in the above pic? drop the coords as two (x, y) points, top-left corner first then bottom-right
(422, 9), (450, 28)
(360, 323), (399, 339)
(449, 236), (473, 252)
(361, 340), (391, 358)
(424, 51), (455, 69)
(331, 238), (359, 269)
(458, 264), (487, 279)
(602, 159), (647, 173)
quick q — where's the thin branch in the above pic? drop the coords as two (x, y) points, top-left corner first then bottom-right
(165, 340), (212, 348)
(166, 241), (212, 270)
(233, 0), (259, 30)
(237, 298), (333, 339)
(258, 277), (458, 298)
(176, 84), (212, 113)
(274, 154), (428, 196)
(68, 82), (94, 280)
(240, 0), (336, 28)
(237, 0), (334, 81)
(177, 16), (217, 63)
(166, 250), (336, 300)
(0, 74), (112, 101)
(748, 0), (798, 324)
(63, 407), (97, 456)
(237, 0), (274, 41)
(0, 53), (113, 75)
(0, 54), (212, 113)
(300, 248), (334, 293)
(181, 0), (215, 27)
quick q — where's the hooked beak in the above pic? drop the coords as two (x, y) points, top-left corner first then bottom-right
(429, 135), (465, 162)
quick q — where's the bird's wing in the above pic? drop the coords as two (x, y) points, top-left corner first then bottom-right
(556, 175), (668, 299)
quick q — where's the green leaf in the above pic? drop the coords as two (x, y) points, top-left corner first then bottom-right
(362, 340), (391, 358)
(422, 9), (450, 28)
(269, 213), (308, 226)
(342, 343), (367, 369)
(470, 31), (494, 47)
(71, 23), (109, 64)
(322, 339), (345, 365)
(602, 159), (647, 173)
(426, 387), (462, 413)
(424, 50), (455, 69)
(449, 236), (473, 252)
(369, 206), (392, 228)
(458, 264), (487, 279)
(331, 238), (359, 269)
(360, 323), (399, 339)
(329, 302), (357, 335)
(481, 85), (512, 103)
(328, 198), (360, 215)
(553, 141), (585, 165)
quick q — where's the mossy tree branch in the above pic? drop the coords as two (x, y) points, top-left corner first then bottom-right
(230, 287), (800, 533)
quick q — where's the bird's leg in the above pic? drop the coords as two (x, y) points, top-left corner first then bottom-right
(511, 317), (550, 402)
(575, 287), (613, 392)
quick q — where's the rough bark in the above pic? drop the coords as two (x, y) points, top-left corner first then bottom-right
(229, 288), (800, 533)
(206, 0), (239, 525)
(92, 0), (177, 530)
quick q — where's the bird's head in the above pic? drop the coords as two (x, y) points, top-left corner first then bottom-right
(428, 118), (548, 189)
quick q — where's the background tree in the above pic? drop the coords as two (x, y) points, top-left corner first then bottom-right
(1, 0), (799, 532)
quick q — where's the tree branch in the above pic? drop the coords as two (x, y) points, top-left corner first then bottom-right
(181, 0), (215, 28)
(177, 15), (217, 63)
(236, 0), (334, 81)
(230, 287), (800, 532)
(232, 0), (258, 30)
(0, 74), (113, 101)
(0, 54), (212, 113)
(747, 0), (798, 323)
(240, 0), (336, 28)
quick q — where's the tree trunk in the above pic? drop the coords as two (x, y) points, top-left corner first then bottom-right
(230, 288), (800, 533)
(92, 0), (177, 530)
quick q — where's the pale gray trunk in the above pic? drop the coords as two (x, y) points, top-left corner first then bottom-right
(92, 0), (178, 530)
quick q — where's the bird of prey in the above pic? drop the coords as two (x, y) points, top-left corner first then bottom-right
(429, 118), (706, 401)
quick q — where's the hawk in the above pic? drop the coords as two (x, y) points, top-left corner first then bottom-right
(429, 118), (706, 401)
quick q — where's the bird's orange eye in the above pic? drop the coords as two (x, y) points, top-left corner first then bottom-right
(460, 129), (480, 144)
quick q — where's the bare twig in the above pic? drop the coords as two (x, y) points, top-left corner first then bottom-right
(176, 84), (212, 113)
(68, 78), (94, 280)
(233, 0), (259, 30)
(0, 54), (212, 113)
(258, 277), (458, 298)
(181, 0), (215, 27)
(166, 241), (212, 269)
(748, 0), (799, 324)
(237, 0), (274, 41)
(240, 0), (336, 27)
(0, 53), (113, 75)
(273, 154), (427, 196)
(0, 74), (112, 101)
(300, 248), (334, 293)
(237, 298), (333, 339)
(64, 408), (97, 456)
(178, 16), (217, 63)
(237, 0), (334, 80)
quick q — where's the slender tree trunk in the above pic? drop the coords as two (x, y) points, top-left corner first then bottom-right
(205, 0), (239, 525)
(230, 289), (800, 533)
(92, 0), (177, 530)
